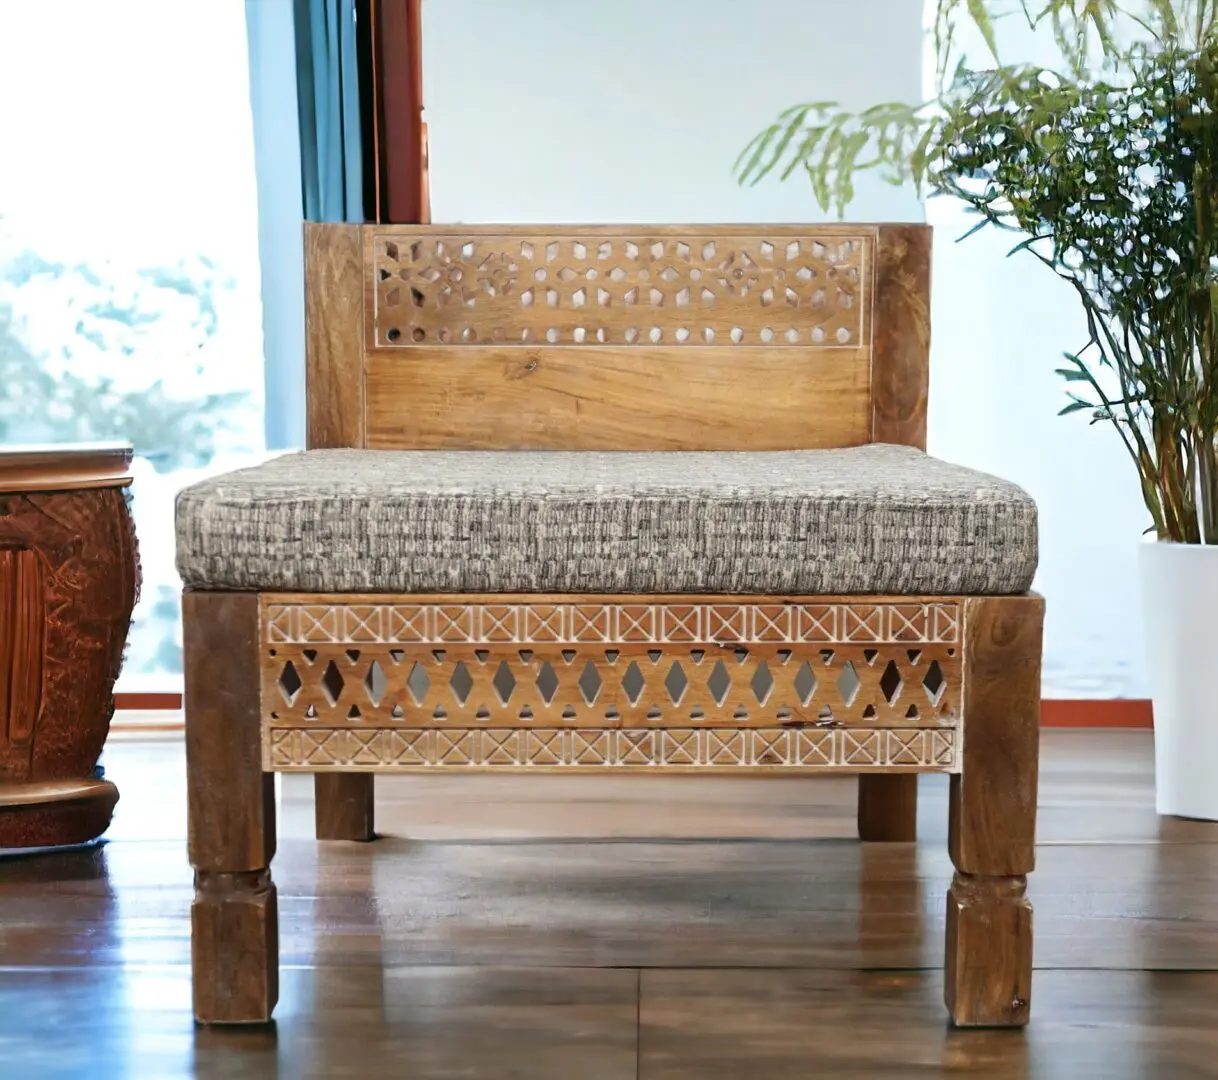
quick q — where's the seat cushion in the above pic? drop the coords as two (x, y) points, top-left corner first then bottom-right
(174, 445), (1038, 595)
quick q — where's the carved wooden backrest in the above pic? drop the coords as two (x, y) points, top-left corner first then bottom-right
(304, 223), (930, 452)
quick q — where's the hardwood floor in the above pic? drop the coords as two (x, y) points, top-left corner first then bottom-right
(2, 731), (1218, 1078)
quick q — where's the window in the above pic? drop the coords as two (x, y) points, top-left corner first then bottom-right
(0, 1), (269, 682)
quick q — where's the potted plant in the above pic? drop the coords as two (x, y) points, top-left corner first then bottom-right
(738, 1), (1218, 818)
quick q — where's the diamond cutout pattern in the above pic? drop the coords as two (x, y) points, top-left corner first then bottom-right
(278, 661), (302, 706)
(579, 661), (602, 705)
(269, 642), (959, 725)
(364, 660), (388, 707)
(837, 661), (861, 707)
(879, 660), (903, 704)
(269, 642), (957, 729)
(622, 661), (646, 705)
(793, 661), (817, 706)
(406, 661), (430, 705)
(923, 660), (946, 706)
(707, 661), (732, 706)
(450, 661), (474, 705)
(536, 661), (560, 704)
(320, 661), (344, 706)
(665, 662), (689, 705)
(751, 662), (774, 705)
(264, 603), (961, 738)
(492, 661), (516, 704)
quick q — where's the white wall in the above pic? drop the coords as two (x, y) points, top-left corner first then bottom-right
(924, 13), (1153, 697)
(422, 0), (925, 224)
(928, 204), (1151, 697)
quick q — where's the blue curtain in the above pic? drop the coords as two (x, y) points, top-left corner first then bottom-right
(294, 0), (364, 223)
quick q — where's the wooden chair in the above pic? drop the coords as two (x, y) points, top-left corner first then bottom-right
(178, 223), (1042, 1028)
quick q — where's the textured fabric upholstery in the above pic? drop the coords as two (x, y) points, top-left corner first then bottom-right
(174, 445), (1038, 595)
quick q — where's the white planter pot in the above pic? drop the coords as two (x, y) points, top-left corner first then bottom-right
(1139, 539), (1218, 820)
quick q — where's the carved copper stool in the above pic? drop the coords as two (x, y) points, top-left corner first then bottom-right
(0, 444), (139, 848)
(177, 224), (1043, 1028)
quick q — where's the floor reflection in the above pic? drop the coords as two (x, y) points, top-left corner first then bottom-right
(3, 734), (1218, 1078)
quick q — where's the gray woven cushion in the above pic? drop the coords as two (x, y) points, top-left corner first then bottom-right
(174, 445), (1037, 595)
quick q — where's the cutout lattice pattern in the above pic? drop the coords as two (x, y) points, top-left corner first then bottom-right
(267, 642), (958, 730)
(262, 600), (961, 735)
(371, 230), (870, 349)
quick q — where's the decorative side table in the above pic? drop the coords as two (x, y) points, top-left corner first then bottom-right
(0, 444), (139, 848)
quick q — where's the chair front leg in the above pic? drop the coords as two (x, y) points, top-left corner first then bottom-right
(184, 591), (279, 1024)
(945, 595), (1043, 1027)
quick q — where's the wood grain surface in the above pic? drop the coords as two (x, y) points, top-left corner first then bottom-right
(299, 223), (939, 453)
(0, 487), (137, 783)
(1, 731), (1215, 1077)
(314, 773), (376, 841)
(305, 221), (366, 451)
(871, 224), (931, 448)
(184, 590), (278, 1023)
(857, 774), (919, 842)
(364, 345), (871, 451)
(946, 595), (1045, 1027)
(0, 442), (133, 492)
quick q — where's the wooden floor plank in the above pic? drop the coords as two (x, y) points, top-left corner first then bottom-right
(8, 829), (1218, 972)
(4, 730), (1218, 1078)
(639, 969), (1218, 1080)
(0, 966), (638, 1080)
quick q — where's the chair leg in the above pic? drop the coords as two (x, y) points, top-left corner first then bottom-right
(945, 595), (1043, 1028)
(185, 591), (278, 1024)
(857, 775), (918, 841)
(314, 774), (376, 841)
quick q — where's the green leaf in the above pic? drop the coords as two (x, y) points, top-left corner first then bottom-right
(956, 217), (992, 242)
(779, 125), (828, 182)
(812, 124), (846, 213)
(1059, 399), (1093, 415)
(1007, 235), (1047, 258)
(1144, 0), (1178, 38)
(806, 159), (832, 216)
(910, 121), (939, 189)
(733, 128), (776, 185)
(966, 0), (1001, 62)
(749, 105), (814, 185)
(1054, 366), (1092, 382)
(832, 129), (872, 213)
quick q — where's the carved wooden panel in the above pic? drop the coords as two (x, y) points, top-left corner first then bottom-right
(303, 222), (929, 452)
(0, 487), (138, 782)
(264, 599), (961, 646)
(260, 597), (962, 773)
(267, 726), (957, 772)
(0, 548), (45, 750)
(368, 228), (871, 350)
